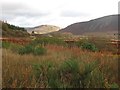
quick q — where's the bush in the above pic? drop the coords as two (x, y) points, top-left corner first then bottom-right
(76, 39), (87, 47)
(2, 41), (22, 52)
(76, 39), (98, 52)
(33, 46), (46, 55)
(84, 37), (117, 53)
(31, 58), (117, 88)
(18, 44), (46, 55)
(32, 58), (80, 88)
(82, 61), (105, 88)
(60, 58), (79, 74)
(32, 61), (60, 87)
(109, 83), (119, 88)
(31, 37), (66, 46)
(81, 42), (98, 52)
(59, 58), (80, 88)
(2, 41), (10, 49)
(18, 45), (34, 55)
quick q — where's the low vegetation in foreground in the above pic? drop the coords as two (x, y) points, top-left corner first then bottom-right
(2, 36), (119, 88)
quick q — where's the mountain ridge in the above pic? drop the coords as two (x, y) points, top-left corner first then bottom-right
(59, 14), (119, 35)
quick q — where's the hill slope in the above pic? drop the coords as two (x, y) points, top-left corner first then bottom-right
(59, 15), (119, 36)
(1, 21), (30, 37)
(27, 25), (60, 34)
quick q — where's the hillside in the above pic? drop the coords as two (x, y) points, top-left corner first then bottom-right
(1, 21), (30, 37)
(27, 25), (60, 34)
(59, 14), (119, 36)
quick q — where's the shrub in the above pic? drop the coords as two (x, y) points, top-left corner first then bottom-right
(76, 39), (87, 47)
(32, 61), (60, 87)
(31, 37), (66, 46)
(84, 37), (117, 53)
(79, 60), (107, 88)
(2, 41), (11, 49)
(59, 58), (80, 88)
(2, 41), (22, 52)
(88, 37), (109, 50)
(81, 42), (98, 52)
(109, 83), (119, 88)
(33, 46), (46, 55)
(84, 68), (105, 88)
(18, 44), (46, 55)
(18, 45), (34, 55)
(47, 66), (61, 88)
(60, 58), (79, 74)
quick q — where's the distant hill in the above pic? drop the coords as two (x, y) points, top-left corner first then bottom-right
(1, 21), (30, 37)
(27, 25), (60, 34)
(59, 15), (119, 36)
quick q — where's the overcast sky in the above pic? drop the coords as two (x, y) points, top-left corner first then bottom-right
(0, 0), (119, 28)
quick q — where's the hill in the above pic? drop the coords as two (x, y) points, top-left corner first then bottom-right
(1, 21), (30, 37)
(27, 25), (60, 34)
(59, 14), (119, 36)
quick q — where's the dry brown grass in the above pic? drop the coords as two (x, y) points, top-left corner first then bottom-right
(0, 49), (2, 88)
(2, 44), (119, 88)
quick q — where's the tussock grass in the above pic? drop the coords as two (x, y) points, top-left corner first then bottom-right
(2, 44), (119, 88)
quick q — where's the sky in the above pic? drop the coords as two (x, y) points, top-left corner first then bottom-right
(0, 0), (119, 28)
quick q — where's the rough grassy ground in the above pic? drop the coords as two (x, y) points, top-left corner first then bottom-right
(0, 49), (2, 88)
(2, 44), (119, 88)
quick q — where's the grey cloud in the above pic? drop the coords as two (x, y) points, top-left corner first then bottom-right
(118, 1), (120, 14)
(1, 3), (50, 21)
(60, 10), (90, 17)
(2, 3), (27, 12)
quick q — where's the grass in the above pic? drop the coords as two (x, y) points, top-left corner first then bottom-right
(2, 43), (119, 88)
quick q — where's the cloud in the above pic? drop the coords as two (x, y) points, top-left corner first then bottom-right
(119, 1), (120, 14)
(1, 3), (50, 20)
(0, 0), (118, 28)
(60, 10), (90, 17)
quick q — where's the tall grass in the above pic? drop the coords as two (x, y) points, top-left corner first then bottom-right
(30, 37), (66, 46)
(2, 44), (119, 88)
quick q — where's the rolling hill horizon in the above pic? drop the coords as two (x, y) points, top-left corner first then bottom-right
(1, 14), (119, 37)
